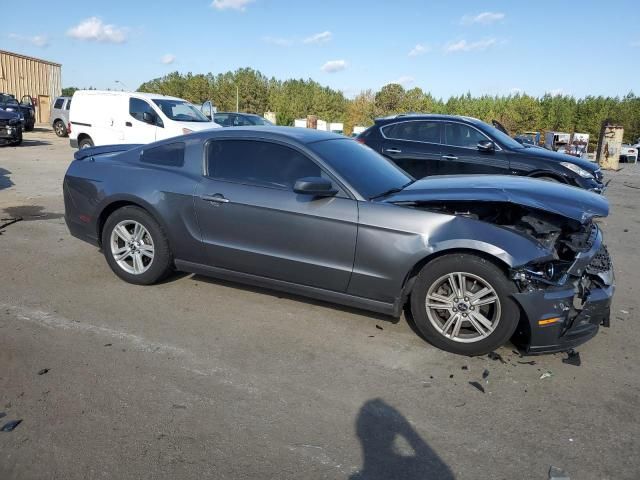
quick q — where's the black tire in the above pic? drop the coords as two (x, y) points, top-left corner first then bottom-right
(10, 131), (23, 146)
(102, 206), (173, 285)
(25, 122), (34, 132)
(409, 253), (520, 356)
(78, 137), (94, 149)
(54, 120), (67, 137)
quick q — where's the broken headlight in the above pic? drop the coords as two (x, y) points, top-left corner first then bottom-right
(560, 162), (594, 179)
(513, 261), (572, 285)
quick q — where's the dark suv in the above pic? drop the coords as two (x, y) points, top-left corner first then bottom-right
(0, 93), (35, 131)
(358, 114), (604, 192)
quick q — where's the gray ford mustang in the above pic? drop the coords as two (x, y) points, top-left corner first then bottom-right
(63, 127), (614, 356)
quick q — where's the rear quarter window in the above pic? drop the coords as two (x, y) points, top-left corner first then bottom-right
(140, 142), (185, 167)
(53, 98), (64, 109)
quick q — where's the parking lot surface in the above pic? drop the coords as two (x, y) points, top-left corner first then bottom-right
(1, 128), (639, 479)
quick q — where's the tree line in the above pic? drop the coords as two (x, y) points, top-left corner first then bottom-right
(69, 68), (640, 145)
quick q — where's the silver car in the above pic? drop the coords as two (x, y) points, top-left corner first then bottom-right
(51, 96), (71, 137)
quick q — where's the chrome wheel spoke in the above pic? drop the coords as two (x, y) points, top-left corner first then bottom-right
(110, 220), (154, 275)
(132, 252), (144, 273)
(425, 271), (501, 344)
(139, 244), (154, 259)
(114, 225), (132, 242)
(114, 247), (131, 261)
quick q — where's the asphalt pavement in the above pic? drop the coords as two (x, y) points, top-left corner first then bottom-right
(1, 128), (639, 479)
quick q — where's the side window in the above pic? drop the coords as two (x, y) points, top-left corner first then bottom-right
(53, 98), (64, 109)
(214, 114), (231, 127)
(207, 140), (322, 190)
(129, 98), (156, 123)
(445, 123), (488, 148)
(382, 121), (441, 143)
(141, 142), (185, 167)
(65, 99), (72, 110)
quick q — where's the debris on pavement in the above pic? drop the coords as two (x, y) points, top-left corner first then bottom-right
(620, 309), (629, 314)
(540, 371), (554, 380)
(487, 351), (506, 363)
(482, 369), (490, 379)
(469, 381), (485, 393)
(461, 365), (468, 370)
(1, 420), (23, 432)
(375, 325), (383, 330)
(37, 368), (50, 375)
(0, 217), (23, 232)
(517, 360), (537, 365)
(562, 350), (581, 367)
(548, 465), (570, 480)
(104, 343), (113, 347)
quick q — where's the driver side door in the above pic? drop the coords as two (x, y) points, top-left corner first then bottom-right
(194, 139), (358, 292)
(125, 98), (159, 144)
(442, 122), (510, 175)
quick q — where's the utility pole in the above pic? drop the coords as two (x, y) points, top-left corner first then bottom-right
(236, 85), (239, 112)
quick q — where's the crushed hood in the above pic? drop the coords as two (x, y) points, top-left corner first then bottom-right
(384, 175), (609, 223)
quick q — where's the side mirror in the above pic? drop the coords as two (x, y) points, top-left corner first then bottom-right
(477, 140), (495, 152)
(142, 111), (156, 125)
(293, 177), (338, 197)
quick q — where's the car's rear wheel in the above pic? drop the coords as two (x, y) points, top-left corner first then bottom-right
(410, 253), (520, 356)
(54, 120), (67, 137)
(78, 137), (94, 149)
(10, 130), (23, 146)
(102, 206), (173, 285)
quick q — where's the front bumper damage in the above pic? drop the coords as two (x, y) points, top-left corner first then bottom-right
(510, 225), (615, 353)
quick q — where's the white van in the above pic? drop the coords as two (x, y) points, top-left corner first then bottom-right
(69, 90), (220, 149)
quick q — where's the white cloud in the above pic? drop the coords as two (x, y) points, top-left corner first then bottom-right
(304, 31), (332, 44)
(8, 33), (50, 47)
(444, 38), (497, 53)
(262, 36), (293, 47)
(211, 0), (253, 11)
(161, 54), (176, 64)
(67, 17), (127, 43)
(461, 12), (505, 25)
(389, 76), (415, 87)
(408, 43), (430, 57)
(321, 60), (347, 73)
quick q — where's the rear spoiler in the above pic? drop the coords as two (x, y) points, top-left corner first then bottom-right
(74, 144), (143, 161)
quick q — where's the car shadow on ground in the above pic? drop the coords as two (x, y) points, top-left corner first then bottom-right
(350, 398), (454, 480)
(0, 168), (13, 191)
(28, 127), (52, 133)
(19, 139), (52, 147)
(188, 273), (400, 324)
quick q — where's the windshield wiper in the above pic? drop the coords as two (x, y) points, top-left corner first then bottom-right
(369, 180), (414, 200)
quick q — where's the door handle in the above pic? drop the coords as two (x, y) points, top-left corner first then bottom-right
(201, 194), (229, 203)
(442, 155), (458, 160)
(125, 121), (132, 127)
(384, 148), (402, 154)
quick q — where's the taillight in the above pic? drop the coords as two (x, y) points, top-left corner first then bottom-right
(355, 136), (365, 144)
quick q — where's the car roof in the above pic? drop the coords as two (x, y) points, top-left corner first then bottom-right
(374, 113), (483, 125)
(73, 90), (187, 102)
(191, 126), (342, 144)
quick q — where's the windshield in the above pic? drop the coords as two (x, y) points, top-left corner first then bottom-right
(309, 138), (411, 199)
(152, 99), (210, 123)
(477, 121), (526, 149)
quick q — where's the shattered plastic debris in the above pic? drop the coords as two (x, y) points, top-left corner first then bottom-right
(461, 366), (468, 370)
(482, 369), (490, 379)
(487, 351), (506, 363)
(0, 217), (23, 231)
(1, 420), (22, 432)
(562, 350), (581, 367)
(517, 360), (537, 365)
(468, 381), (485, 393)
(620, 310), (629, 314)
(104, 343), (113, 347)
(540, 371), (554, 379)
(37, 368), (49, 375)
(375, 325), (383, 330)
(548, 466), (570, 480)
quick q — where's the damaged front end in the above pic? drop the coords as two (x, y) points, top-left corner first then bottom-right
(405, 200), (614, 353)
(509, 213), (614, 353)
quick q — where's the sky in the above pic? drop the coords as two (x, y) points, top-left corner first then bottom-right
(3, 0), (640, 100)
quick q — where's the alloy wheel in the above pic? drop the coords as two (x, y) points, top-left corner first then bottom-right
(109, 220), (155, 275)
(425, 272), (501, 343)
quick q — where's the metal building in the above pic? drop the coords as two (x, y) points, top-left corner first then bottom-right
(0, 50), (62, 124)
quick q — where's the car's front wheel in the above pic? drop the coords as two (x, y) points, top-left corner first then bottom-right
(53, 120), (67, 137)
(78, 137), (94, 149)
(410, 253), (520, 356)
(102, 206), (173, 285)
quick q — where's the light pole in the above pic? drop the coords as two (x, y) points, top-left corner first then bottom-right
(115, 80), (128, 91)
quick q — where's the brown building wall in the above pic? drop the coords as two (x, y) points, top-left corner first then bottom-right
(0, 50), (62, 123)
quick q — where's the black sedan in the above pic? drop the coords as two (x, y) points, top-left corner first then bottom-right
(63, 127), (614, 355)
(358, 114), (604, 192)
(0, 107), (23, 146)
